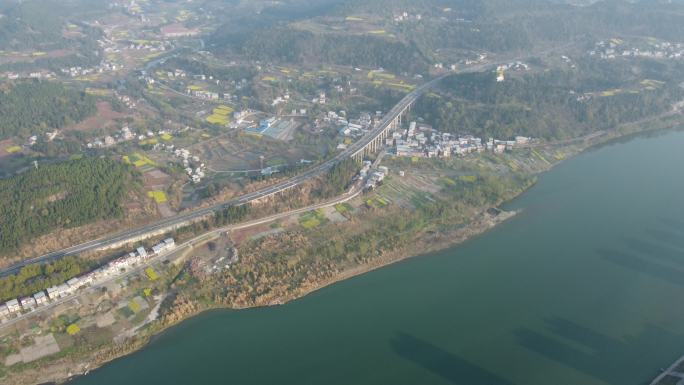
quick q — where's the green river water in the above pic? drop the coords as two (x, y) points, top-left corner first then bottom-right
(72, 129), (684, 385)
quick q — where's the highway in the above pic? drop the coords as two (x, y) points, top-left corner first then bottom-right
(0, 164), (372, 329)
(0, 65), (489, 277)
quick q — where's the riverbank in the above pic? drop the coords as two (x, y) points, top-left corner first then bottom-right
(3, 114), (684, 385)
(60, 125), (684, 385)
(1, 207), (522, 385)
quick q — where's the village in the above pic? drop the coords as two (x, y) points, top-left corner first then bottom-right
(337, 114), (535, 160)
(589, 38), (684, 60)
(0, 238), (176, 322)
(393, 121), (534, 159)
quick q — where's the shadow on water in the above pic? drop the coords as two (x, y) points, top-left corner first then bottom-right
(621, 236), (684, 266)
(390, 332), (518, 385)
(597, 248), (684, 287)
(659, 217), (684, 232)
(644, 227), (684, 249)
(515, 317), (684, 385)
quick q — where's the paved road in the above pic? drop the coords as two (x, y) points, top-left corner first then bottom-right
(0, 63), (494, 277)
(0, 173), (368, 329)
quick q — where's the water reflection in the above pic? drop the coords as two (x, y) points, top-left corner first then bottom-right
(390, 332), (518, 385)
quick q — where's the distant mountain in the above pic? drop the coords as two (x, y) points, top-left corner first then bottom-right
(208, 0), (684, 73)
(0, 0), (106, 51)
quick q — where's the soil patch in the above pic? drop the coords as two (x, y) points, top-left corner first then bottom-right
(65, 101), (128, 132)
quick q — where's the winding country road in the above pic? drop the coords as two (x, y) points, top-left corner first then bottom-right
(0, 63), (494, 277)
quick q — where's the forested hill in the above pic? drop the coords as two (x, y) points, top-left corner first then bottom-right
(414, 59), (684, 140)
(391, 0), (684, 55)
(0, 0), (106, 51)
(0, 0), (65, 50)
(209, 0), (684, 74)
(242, 28), (429, 74)
(0, 157), (137, 254)
(0, 81), (96, 140)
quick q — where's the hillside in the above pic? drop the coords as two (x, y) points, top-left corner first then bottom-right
(0, 81), (96, 140)
(209, 0), (684, 72)
(0, 157), (137, 254)
(241, 28), (430, 73)
(415, 58), (684, 139)
(0, 0), (105, 51)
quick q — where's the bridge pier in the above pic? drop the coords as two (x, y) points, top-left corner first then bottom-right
(352, 151), (363, 162)
(348, 92), (430, 163)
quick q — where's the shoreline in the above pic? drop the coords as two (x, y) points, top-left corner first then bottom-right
(6, 117), (684, 385)
(63, 209), (520, 384)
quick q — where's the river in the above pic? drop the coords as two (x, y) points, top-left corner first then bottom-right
(71, 129), (684, 385)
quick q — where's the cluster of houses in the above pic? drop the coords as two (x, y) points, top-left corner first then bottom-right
(393, 122), (533, 158)
(110, 0), (144, 16)
(233, 110), (250, 123)
(326, 111), (352, 128)
(0, 238), (175, 320)
(464, 52), (489, 66)
(116, 92), (137, 109)
(24, 130), (59, 147)
(144, 67), (246, 101)
(87, 126), (133, 148)
(589, 39), (684, 60)
(393, 11), (422, 23)
(166, 69), (187, 79)
(125, 40), (169, 52)
(60, 59), (121, 78)
(4, 71), (55, 80)
(174, 148), (205, 183)
(288, 108), (307, 117)
(4, 39), (121, 81)
(272, 92), (290, 106)
(169, 72), (239, 100)
(87, 126), (176, 149)
(433, 62), (457, 70)
(312, 91), (326, 105)
(165, 69), (224, 82)
(435, 52), (489, 71)
(187, 88), (220, 100)
(336, 112), (377, 139)
(359, 161), (389, 190)
(434, 55), (497, 73)
(187, 89), (237, 103)
(160, 23), (200, 39)
(496, 61), (530, 82)
(561, 55), (576, 69)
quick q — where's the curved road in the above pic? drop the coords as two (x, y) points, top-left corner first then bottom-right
(0, 66), (487, 277)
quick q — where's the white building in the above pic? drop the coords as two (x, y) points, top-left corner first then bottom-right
(46, 286), (60, 300)
(57, 284), (70, 296)
(6, 299), (20, 313)
(152, 244), (165, 255)
(137, 247), (148, 258)
(164, 238), (176, 249)
(20, 297), (36, 310)
(109, 257), (131, 270)
(67, 277), (82, 290)
(33, 291), (48, 306)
